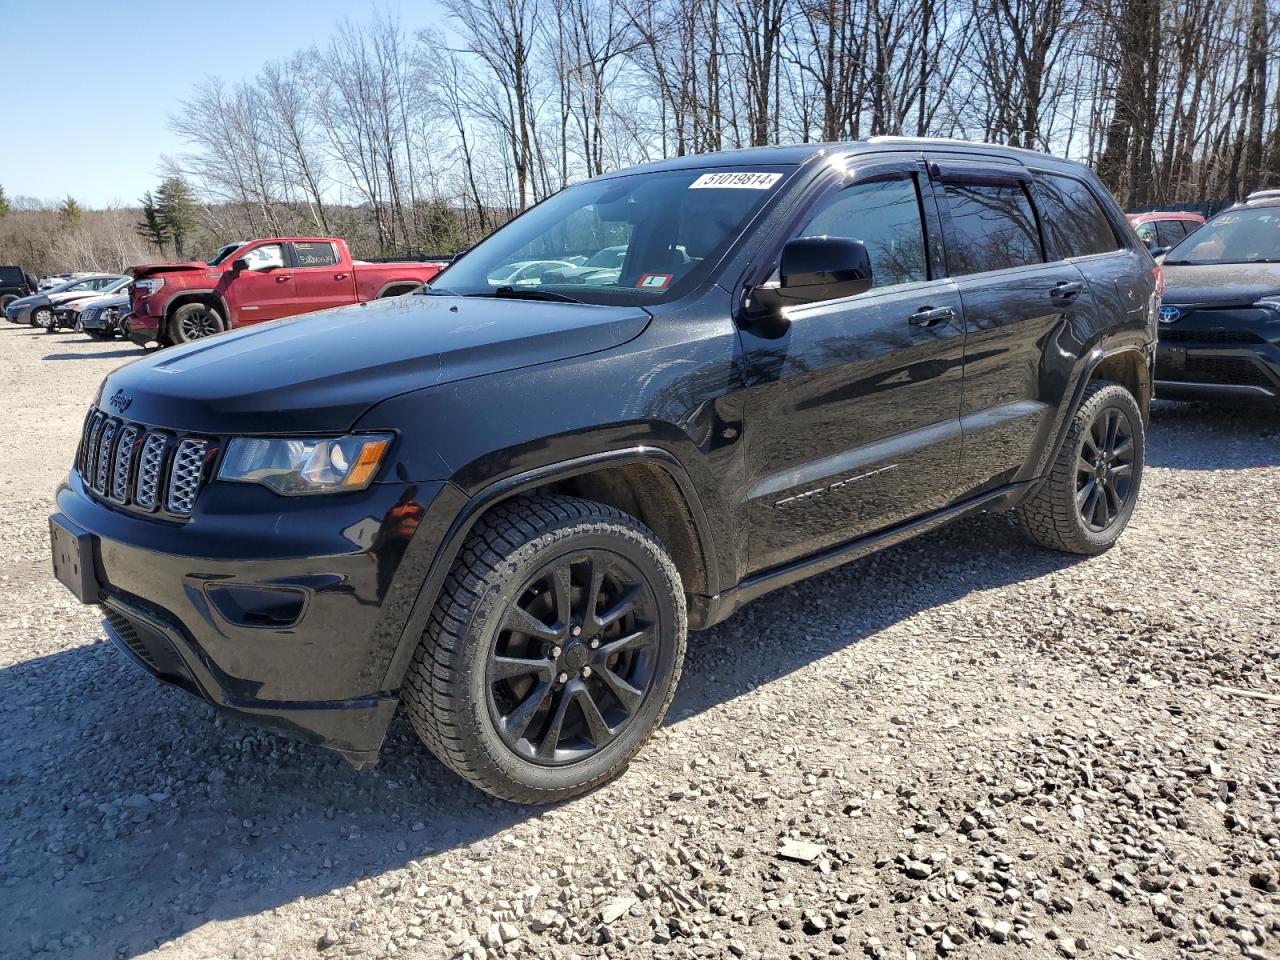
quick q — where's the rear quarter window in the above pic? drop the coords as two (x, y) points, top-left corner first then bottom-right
(942, 182), (1042, 275)
(1035, 174), (1122, 258)
(0, 267), (24, 285)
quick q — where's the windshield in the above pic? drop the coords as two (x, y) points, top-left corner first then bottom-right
(208, 242), (245, 266)
(1164, 207), (1280, 264)
(431, 166), (793, 305)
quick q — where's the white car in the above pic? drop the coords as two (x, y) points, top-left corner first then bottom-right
(486, 260), (579, 286)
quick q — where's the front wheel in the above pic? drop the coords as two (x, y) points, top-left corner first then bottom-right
(30, 306), (53, 328)
(1017, 381), (1145, 555)
(168, 303), (225, 344)
(403, 496), (686, 803)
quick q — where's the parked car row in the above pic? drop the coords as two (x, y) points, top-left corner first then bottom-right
(4, 274), (130, 329)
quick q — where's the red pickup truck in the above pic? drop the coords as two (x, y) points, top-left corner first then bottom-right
(124, 237), (446, 347)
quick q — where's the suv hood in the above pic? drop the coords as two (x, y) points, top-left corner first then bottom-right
(97, 293), (650, 433)
(1161, 262), (1280, 307)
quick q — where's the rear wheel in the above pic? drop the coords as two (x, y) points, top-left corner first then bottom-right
(0, 294), (16, 315)
(169, 303), (225, 344)
(403, 496), (686, 803)
(1017, 381), (1145, 555)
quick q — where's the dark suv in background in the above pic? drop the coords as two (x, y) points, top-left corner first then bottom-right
(1156, 196), (1280, 404)
(51, 139), (1158, 802)
(0, 265), (37, 313)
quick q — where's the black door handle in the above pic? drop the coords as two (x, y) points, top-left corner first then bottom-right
(1051, 280), (1084, 299)
(908, 305), (955, 327)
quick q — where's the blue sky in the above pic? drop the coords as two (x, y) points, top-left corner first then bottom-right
(0, 0), (438, 208)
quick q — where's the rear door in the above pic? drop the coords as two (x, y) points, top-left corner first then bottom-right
(220, 242), (296, 325)
(742, 155), (967, 574)
(927, 157), (1100, 496)
(287, 241), (355, 316)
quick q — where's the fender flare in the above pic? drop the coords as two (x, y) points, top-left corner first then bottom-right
(1040, 341), (1152, 477)
(379, 445), (718, 690)
(164, 289), (232, 328)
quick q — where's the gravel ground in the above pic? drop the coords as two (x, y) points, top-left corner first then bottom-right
(1, 323), (1278, 960)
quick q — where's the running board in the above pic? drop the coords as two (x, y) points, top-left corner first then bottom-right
(702, 481), (1034, 625)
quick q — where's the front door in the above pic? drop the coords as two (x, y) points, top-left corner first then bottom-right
(220, 242), (295, 325)
(742, 159), (966, 575)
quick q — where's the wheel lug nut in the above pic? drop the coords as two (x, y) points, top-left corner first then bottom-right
(558, 672), (569, 684)
(589, 638), (599, 649)
(582, 666), (592, 678)
(550, 645), (562, 658)
(571, 625), (582, 637)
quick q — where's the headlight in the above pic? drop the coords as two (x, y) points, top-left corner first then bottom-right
(217, 434), (393, 495)
(134, 278), (164, 296)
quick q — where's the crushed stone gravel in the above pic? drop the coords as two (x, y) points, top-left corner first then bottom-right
(1, 325), (1277, 959)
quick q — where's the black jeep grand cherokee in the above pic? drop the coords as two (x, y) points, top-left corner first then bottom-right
(51, 140), (1159, 802)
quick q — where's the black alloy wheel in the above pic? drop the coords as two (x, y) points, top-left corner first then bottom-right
(403, 496), (686, 803)
(486, 549), (660, 765)
(179, 306), (219, 340)
(1075, 405), (1136, 532)
(1017, 380), (1145, 555)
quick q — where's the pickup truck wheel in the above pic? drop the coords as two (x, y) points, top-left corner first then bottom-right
(1017, 381), (1144, 555)
(403, 496), (686, 803)
(30, 306), (53, 328)
(169, 303), (225, 344)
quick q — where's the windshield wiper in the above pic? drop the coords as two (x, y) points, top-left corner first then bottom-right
(482, 286), (583, 304)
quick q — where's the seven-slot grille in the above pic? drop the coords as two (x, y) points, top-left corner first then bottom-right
(76, 407), (214, 518)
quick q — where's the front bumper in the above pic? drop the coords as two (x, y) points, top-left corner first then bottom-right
(5, 302), (33, 323)
(1155, 304), (1280, 403)
(52, 472), (453, 766)
(124, 312), (161, 345)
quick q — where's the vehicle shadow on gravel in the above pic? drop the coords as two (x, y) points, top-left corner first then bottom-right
(0, 512), (1084, 959)
(43, 348), (142, 361)
(1146, 400), (1280, 469)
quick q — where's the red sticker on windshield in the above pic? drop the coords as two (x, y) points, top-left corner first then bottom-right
(636, 273), (673, 289)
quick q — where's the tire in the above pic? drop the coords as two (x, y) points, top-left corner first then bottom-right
(403, 496), (686, 803)
(0, 294), (16, 314)
(30, 306), (53, 328)
(168, 303), (226, 344)
(1017, 380), (1145, 555)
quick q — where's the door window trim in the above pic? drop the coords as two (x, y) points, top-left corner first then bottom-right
(747, 154), (943, 297)
(930, 159), (1049, 275)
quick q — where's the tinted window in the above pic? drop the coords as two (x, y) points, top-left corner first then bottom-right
(943, 182), (1042, 274)
(1034, 174), (1119, 258)
(1134, 221), (1158, 245)
(1156, 221), (1187, 247)
(0, 267), (23, 285)
(800, 178), (928, 287)
(292, 241), (339, 268)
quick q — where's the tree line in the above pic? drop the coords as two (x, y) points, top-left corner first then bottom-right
(3, 0), (1278, 273)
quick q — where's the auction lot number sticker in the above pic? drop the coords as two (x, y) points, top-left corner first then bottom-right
(689, 172), (782, 190)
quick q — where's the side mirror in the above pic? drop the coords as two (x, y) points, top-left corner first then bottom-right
(1150, 246), (1170, 258)
(231, 257), (249, 272)
(743, 237), (874, 339)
